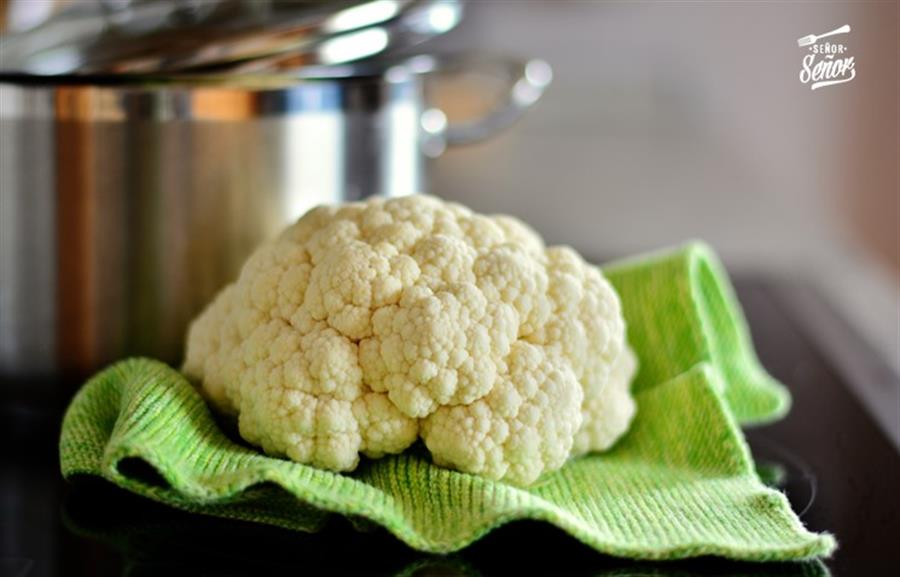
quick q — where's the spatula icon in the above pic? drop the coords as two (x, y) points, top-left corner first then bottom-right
(797, 24), (850, 48)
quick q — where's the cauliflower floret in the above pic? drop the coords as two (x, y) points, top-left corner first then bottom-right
(183, 194), (635, 481)
(360, 282), (518, 418)
(183, 285), (238, 414)
(352, 392), (419, 458)
(531, 247), (625, 387)
(421, 341), (583, 485)
(571, 346), (638, 456)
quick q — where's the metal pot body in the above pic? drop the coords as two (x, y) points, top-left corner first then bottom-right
(0, 75), (425, 378)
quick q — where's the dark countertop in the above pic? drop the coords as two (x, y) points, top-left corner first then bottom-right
(2, 278), (899, 576)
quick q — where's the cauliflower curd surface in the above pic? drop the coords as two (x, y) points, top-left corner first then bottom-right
(184, 195), (636, 485)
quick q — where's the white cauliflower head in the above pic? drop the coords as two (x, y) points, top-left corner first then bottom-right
(183, 195), (635, 484)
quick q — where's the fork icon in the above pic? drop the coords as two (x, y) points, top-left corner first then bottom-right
(797, 24), (851, 48)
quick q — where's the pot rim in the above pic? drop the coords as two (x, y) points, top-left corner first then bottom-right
(0, 59), (408, 89)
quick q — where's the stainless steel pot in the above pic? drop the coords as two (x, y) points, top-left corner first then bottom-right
(0, 55), (551, 380)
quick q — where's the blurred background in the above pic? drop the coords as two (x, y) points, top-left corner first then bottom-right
(426, 1), (899, 368)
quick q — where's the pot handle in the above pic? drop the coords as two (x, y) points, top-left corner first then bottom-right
(401, 54), (552, 157)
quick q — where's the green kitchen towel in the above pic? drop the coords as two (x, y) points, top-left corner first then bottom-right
(604, 242), (791, 424)
(59, 243), (834, 561)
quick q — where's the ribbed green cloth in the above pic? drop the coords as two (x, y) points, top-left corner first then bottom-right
(59, 243), (834, 560)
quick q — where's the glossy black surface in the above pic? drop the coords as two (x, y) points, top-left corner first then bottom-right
(2, 279), (898, 576)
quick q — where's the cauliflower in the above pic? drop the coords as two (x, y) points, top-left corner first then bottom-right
(421, 341), (583, 485)
(572, 346), (638, 456)
(183, 195), (636, 485)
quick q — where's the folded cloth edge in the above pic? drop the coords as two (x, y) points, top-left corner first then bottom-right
(603, 241), (791, 425)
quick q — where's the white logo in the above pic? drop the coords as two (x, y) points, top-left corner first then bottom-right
(797, 24), (856, 90)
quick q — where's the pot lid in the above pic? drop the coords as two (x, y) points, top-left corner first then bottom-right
(0, 0), (462, 76)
